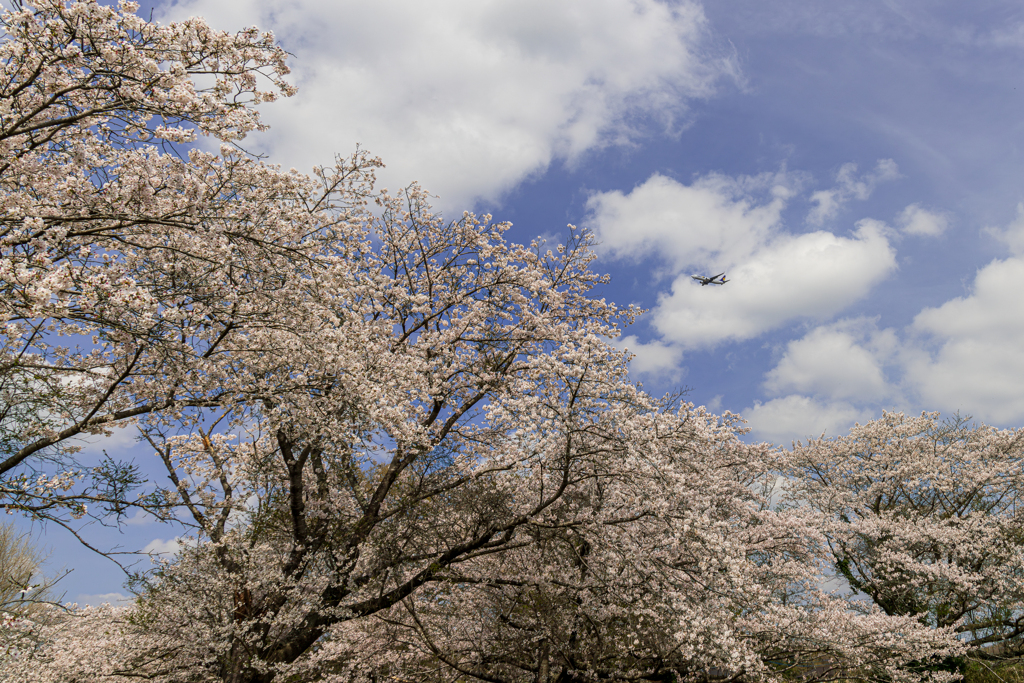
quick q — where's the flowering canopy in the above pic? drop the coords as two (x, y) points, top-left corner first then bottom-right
(788, 412), (1024, 658)
(0, 0), (295, 521)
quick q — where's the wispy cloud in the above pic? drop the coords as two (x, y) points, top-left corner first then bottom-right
(983, 202), (1024, 255)
(807, 159), (899, 225)
(986, 22), (1024, 49)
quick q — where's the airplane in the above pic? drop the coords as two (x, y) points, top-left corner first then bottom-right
(691, 272), (729, 286)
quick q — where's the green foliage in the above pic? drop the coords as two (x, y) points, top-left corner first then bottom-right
(964, 658), (1024, 683)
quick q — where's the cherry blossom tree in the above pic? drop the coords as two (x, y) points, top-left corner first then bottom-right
(0, 602), (139, 682)
(308, 409), (962, 683)
(788, 412), (1024, 664)
(1, 407), (963, 683)
(116, 194), (658, 682)
(0, 0), (309, 528)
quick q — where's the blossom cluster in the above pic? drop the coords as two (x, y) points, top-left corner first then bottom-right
(788, 411), (1024, 654)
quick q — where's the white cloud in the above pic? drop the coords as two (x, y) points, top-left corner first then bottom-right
(807, 159), (900, 225)
(586, 169), (898, 349)
(612, 334), (684, 378)
(745, 237), (1024, 432)
(984, 202), (1024, 255)
(755, 252), (1024, 430)
(67, 422), (140, 464)
(744, 395), (873, 445)
(586, 170), (795, 269)
(907, 256), (1024, 424)
(897, 203), (949, 237)
(742, 318), (904, 444)
(651, 220), (896, 348)
(160, 0), (731, 210)
(763, 318), (898, 402)
(123, 509), (156, 526)
(74, 592), (132, 607)
(143, 537), (182, 556)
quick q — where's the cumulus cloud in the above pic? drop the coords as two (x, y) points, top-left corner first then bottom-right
(752, 249), (1024, 430)
(743, 395), (873, 445)
(159, 0), (732, 210)
(897, 203), (949, 237)
(651, 220), (896, 348)
(612, 334), (685, 378)
(906, 256), (1024, 424)
(745, 240), (1024, 433)
(746, 318), (901, 443)
(807, 159), (899, 225)
(763, 318), (898, 402)
(587, 170), (898, 350)
(585, 170), (795, 268)
(143, 537), (182, 556)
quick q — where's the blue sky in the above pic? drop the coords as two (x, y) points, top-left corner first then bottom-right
(25, 0), (1024, 604)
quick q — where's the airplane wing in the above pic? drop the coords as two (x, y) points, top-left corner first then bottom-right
(710, 272), (724, 280)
